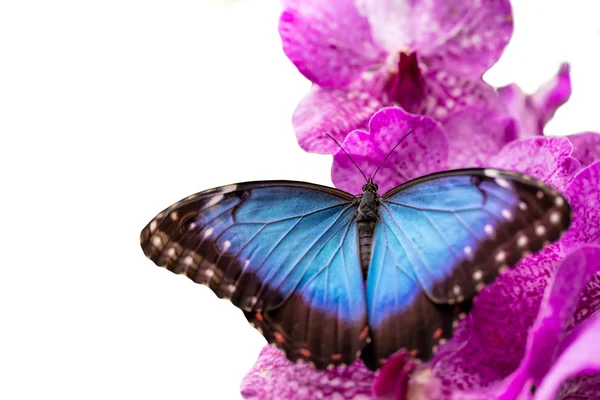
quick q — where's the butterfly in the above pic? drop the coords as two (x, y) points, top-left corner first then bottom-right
(140, 162), (570, 371)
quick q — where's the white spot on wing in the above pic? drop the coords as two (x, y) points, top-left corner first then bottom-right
(170, 211), (179, 221)
(484, 224), (494, 235)
(152, 236), (162, 247)
(464, 246), (472, 256)
(519, 202), (528, 211)
(555, 197), (565, 207)
(203, 227), (214, 238)
(205, 194), (224, 209)
(537, 191), (544, 199)
(149, 221), (157, 232)
(517, 236), (528, 247)
(495, 251), (506, 262)
(502, 209), (512, 220)
(495, 178), (510, 188)
(473, 270), (483, 281)
(536, 225), (546, 236)
(550, 212), (561, 224)
(483, 169), (500, 178)
(223, 240), (231, 250)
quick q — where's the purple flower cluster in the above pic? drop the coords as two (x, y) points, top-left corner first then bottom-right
(241, 1), (600, 399)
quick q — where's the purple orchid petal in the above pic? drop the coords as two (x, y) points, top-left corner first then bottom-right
(404, 66), (503, 120)
(489, 136), (581, 191)
(373, 350), (411, 400)
(431, 244), (564, 393)
(362, 0), (513, 79)
(293, 79), (387, 154)
(498, 63), (571, 137)
(240, 345), (374, 400)
(493, 246), (600, 400)
(279, 0), (385, 88)
(562, 161), (600, 250)
(534, 315), (600, 400)
(568, 132), (600, 168)
(443, 107), (517, 168)
(331, 107), (448, 194)
(556, 373), (600, 400)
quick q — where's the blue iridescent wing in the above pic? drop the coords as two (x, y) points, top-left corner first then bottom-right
(140, 181), (367, 369)
(362, 169), (570, 368)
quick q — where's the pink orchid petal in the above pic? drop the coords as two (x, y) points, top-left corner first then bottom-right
(406, 67), (502, 120)
(494, 246), (600, 400)
(373, 350), (411, 399)
(240, 345), (374, 400)
(362, 0), (513, 79)
(534, 315), (600, 400)
(568, 132), (600, 167)
(562, 161), (600, 250)
(331, 107), (448, 194)
(443, 107), (517, 168)
(489, 137), (581, 191)
(279, 0), (385, 88)
(293, 80), (387, 154)
(498, 63), (571, 137)
(431, 244), (564, 392)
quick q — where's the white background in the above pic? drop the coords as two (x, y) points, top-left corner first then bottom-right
(1, 1), (599, 399)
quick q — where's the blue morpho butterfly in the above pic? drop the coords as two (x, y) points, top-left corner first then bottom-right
(140, 132), (571, 371)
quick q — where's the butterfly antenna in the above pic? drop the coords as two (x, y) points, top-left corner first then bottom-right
(326, 134), (368, 183)
(372, 130), (414, 180)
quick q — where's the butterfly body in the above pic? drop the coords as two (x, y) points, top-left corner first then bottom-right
(356, 182), (380, 276)
(140, 169), (570, 370)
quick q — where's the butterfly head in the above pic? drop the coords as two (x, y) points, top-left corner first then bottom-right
(362, 178), (379, 193)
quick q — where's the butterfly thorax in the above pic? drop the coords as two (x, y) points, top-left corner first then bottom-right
(356, 189), (379, 278)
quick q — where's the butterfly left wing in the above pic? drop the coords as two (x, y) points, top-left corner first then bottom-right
(140, 181), (368, 369)
(362, 169), (570, 369)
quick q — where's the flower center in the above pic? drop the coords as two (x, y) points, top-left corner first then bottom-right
(384, 52), (424, 108)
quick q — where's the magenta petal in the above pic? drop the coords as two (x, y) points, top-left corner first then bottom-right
(444, 108), (517, 168)
(279, 0), (385, 88)
(489, 137), (581, 191)
(498, 63), (571, 137)
(562, 161), (600, 250)
(240, 345), (374, 400)
(568, 132), (600, 167)
(293, 82), (387, 154)
(411, 68), (502, 120)
(331, 107), (448, 194)
(363, 0), (513, 79)
(494, 246), (600, 399)
(373, 350), (411, 399)
(431, 244), (564, 392)
(534, 315), (600, 400)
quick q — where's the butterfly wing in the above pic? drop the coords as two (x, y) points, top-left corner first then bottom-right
(140, 181), (367, 369)
(362, 169), (570, 369)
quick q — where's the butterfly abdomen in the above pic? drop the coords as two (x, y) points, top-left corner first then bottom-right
(357, 191), (379, 277)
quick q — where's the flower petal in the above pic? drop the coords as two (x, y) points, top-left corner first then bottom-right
(489, 136), (581, 191)
(408, 68), (503, 121)
(293, 81), (386, 154)
(431, 245), (563, 392)
(444, 107), (517, 168)
(240, 345), (374, 400)
(362, 0), (513, 78)
(562, 161), (600, 250)
(331, 107), (448, 193)
(279, 0), (385, 88)
(498, 63), (571, 137)
(534, 314), (600, 400)
(494, 246), (600, 400)
(373, 350), (411, 399)
(568, 132), (600, 168)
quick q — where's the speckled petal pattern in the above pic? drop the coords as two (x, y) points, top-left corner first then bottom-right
(331, 107), (448, 193)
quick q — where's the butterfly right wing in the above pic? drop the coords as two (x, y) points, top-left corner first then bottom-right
(140, 181), (367, 369)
